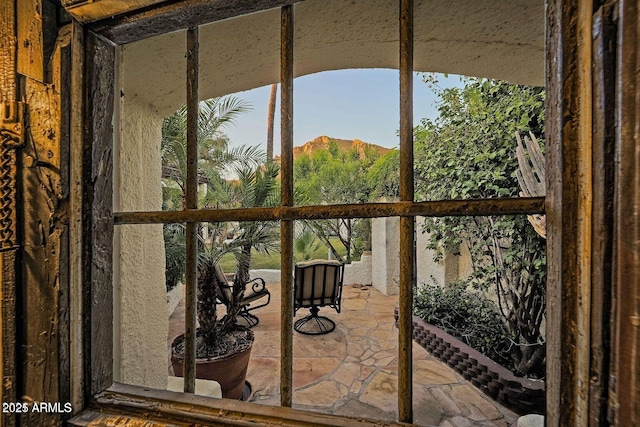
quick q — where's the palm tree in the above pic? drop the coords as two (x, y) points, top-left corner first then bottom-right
(162, 96), (280, 357)
(161, 96), (261, 207)
(266, 83), (278, 161)
(212, 161), (281, 335)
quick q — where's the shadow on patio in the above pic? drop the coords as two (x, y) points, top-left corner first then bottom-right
(168, 282), (518, 426)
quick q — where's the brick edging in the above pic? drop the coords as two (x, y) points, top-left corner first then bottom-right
(394, 308), (545, 415)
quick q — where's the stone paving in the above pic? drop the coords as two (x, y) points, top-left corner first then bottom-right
(168, 283), (518, 426)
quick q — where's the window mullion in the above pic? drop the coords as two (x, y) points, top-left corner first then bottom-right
(183, 26), (199, 395)
(398, 0), (414, 423)
(280, 4), (294, 408)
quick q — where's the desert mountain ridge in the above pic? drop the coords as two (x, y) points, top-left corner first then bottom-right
(274, 136), (392, 161)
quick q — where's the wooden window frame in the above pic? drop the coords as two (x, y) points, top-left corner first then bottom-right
(72, 0), (632, 424)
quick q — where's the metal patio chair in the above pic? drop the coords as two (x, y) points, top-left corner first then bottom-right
(293, 259), (344, 335)
(213, 262), (270, 328)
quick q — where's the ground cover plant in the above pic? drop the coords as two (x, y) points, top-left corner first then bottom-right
(413, 281), (512, 370)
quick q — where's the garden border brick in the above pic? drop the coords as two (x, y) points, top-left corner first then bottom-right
(394, 309), (545, 415)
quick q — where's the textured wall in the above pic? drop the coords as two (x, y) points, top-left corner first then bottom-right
(372, 217), (400, 295)
(113, 98), (168, 390)
(123, 0), (544, 117)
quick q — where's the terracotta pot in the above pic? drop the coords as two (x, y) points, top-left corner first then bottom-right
(171, 334), (253, 400)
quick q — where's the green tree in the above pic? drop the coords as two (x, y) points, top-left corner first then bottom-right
(367, 149), (400, 200)
(225, 161), (281, 285)
(294, 139), (380, 262)
(414, 78), (546, 377)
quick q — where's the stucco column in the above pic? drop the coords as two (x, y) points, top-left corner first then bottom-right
(113, 96), (168, 390)
(371, 217), (400, 295)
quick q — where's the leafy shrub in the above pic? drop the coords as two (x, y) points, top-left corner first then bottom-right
(164, 224), (186, 292)
(413, 281), (513, 371)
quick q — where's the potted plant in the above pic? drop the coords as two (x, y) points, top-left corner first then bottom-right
(169, 163), (280, 399)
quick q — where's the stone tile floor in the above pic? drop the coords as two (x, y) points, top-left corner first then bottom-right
(168, 283), (518, 426)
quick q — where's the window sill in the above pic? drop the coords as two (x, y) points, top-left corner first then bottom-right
(68, 383), (408, 426)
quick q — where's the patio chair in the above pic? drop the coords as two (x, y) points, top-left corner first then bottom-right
(293, 259), (344, 335)
(213, 262), (270, 328)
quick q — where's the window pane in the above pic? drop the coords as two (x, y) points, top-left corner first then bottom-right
(413, 78), (546, 202)
(412, 214), (546, 422)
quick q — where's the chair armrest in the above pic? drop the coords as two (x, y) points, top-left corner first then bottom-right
(240, 278), (270, 308)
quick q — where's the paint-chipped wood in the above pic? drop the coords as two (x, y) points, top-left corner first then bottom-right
(546, 0), (594, 424)
(62, 0), (170, 24)
(69, 383), (409, 426)
(1, 2), (18, 425)
(69, 19), (85, 413)
(279, 4), (294, 408)
(16, 0), (57, 83)
(545, 1), (562, 423)
(18, 25), (72, 426)
(1, 250), (18, 427)
(0, 0), (17, 103)
(83, 30), (114, 398)
(183, 26), (198, 395)
(398, 0), (413, 423)
(90, 0), (306, 45)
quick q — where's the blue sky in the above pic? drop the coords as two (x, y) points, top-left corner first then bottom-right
(224, 70), (462, 155)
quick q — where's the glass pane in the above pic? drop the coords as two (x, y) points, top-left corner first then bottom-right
(413, 77), (546, 202)
(412, 214), (546, 423)
(290, 218), (399, 418)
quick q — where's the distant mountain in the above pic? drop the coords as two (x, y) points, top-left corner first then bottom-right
(274, 136), (392, 161)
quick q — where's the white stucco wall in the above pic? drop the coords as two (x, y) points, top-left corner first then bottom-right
(415, 217), (445, 287)
(371, 217), (400, 295)
(123, 0), (544, 118)
(113, 94), (168, 390)
(343, 251), (373, 286)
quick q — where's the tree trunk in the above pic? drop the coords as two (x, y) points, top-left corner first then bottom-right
(266, 84), (277, 161)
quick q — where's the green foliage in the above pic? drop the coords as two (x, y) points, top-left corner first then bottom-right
(161, 96), (281, 352)
(414, 78), (546, 377)
(164, 224), (186, 291)
(367, 150), (400, 200)
(413, 282), (512, 370)
(294, 229), (322, 261)
(293, 140), (381, 263)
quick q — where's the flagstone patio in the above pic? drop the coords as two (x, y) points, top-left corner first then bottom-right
(168, 282), (518, 426)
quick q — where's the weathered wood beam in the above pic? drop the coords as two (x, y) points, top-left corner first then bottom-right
(70, 383), (407, 426)
(18, 24), (72, 426)
(546, 0), (594, 424)
(589, 4), (616, 425)
(16, 0), (58, 83)
(613, 0), (640, 424)
(62, 0), (169, 24)
(183, 26), (198, 395)
(398, 0), (413, 423)
(90, 0), (306, 45)
(69, 19), (85, 412)
(0, 3), (19, 424)
(279, 3), (294, 409)
(83, 30), (114, 399)
(114, 198), (545, 225)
